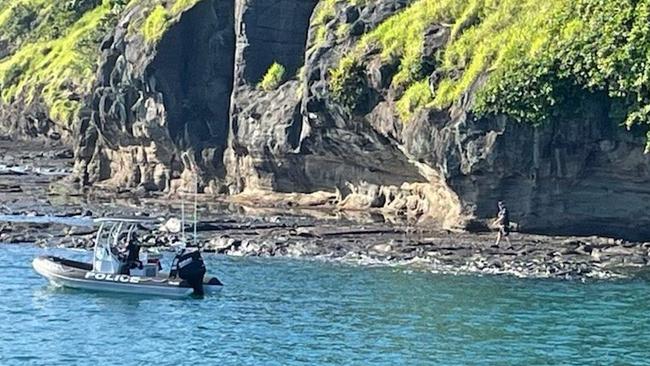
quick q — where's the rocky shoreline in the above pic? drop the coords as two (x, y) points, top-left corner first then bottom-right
(4, 217), (647, 280)
(1, 139), (650, 281)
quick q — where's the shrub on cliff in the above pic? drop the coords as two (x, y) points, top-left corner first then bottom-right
(0, 0), (202, 138)
(473, 0), (650, 151)
(142, 5), (170, 44)
(259, 62), (286, 91)
(327, 0), (650, 149)
(1, 4), (38, 44)
(396, 80), (432, 122)
(329, 55), (366, 111)
(0, 0), (128, 135)
(141, 0), (200, 44)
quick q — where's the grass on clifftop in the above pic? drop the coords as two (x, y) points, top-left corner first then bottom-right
(345, 0), (569, 120)
(0, 0), (201, 135)
(141, 0), (201, 44)
(331, 0), (650, 149)
(0, 0), (130, 132)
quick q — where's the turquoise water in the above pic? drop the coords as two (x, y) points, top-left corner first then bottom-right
(1, 244), (650, 365)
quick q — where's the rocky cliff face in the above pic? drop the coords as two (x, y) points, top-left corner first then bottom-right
(3, 0), (649, 239)
(76, 0), (237, 191)
(76, 0), (430, 193)
(405, 94), (650, 240)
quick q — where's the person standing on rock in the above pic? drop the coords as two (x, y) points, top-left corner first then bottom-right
(493, 201), (511, 246)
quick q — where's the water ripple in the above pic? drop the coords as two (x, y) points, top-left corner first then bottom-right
(0, 244), (649, 365)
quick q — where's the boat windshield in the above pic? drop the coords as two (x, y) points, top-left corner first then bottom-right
(92, 218), (157, 273)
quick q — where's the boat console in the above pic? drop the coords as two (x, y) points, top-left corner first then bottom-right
(129, 252), (163, 277)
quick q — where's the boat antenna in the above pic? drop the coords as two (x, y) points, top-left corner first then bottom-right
(193, 160), (198, 247)
(181, 194), (186, 242)
(181, 151), (198, 247)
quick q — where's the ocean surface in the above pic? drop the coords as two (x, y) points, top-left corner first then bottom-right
(1, 244), (650, 365)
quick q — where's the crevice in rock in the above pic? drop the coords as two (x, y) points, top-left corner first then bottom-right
(237, 0), (318, 85)
(150, 0), (235, 150)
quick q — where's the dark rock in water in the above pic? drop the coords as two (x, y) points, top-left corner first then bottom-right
(0, 223), (11, 234)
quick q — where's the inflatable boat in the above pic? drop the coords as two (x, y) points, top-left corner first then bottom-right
(32, 217), (223, 297)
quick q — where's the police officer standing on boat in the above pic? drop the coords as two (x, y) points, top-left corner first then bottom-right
(493, 201), (511, 247)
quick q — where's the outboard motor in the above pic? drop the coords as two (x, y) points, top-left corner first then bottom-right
(170, 248), (206, 296)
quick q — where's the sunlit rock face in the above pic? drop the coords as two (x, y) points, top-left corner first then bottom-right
(65, 0), (650, 239)
(76, 0), (236, 191)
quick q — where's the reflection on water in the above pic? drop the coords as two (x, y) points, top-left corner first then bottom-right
(1, 244), (650, 365)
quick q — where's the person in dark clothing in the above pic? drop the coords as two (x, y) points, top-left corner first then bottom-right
(124, 240), (142, 271)
(493, 201), (511, 246)
(118, 233), (143, 274)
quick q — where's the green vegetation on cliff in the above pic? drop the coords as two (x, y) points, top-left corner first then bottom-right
(329, 0), (650, 149)
(259, 62), (287, 91)
(330, 55), (366, 110)
(474, 0), (650, 151)
(141, 0), (200, 44)
(0, 0), (129, 133)
(0, 0), (202, 136)
(142, 5), (170, 44)
(311, 0), (366, 47)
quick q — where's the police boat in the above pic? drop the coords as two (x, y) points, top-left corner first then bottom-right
(32, 217), (223, 297)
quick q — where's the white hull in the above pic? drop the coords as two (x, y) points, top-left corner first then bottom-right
(33, 257), (222, 298)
